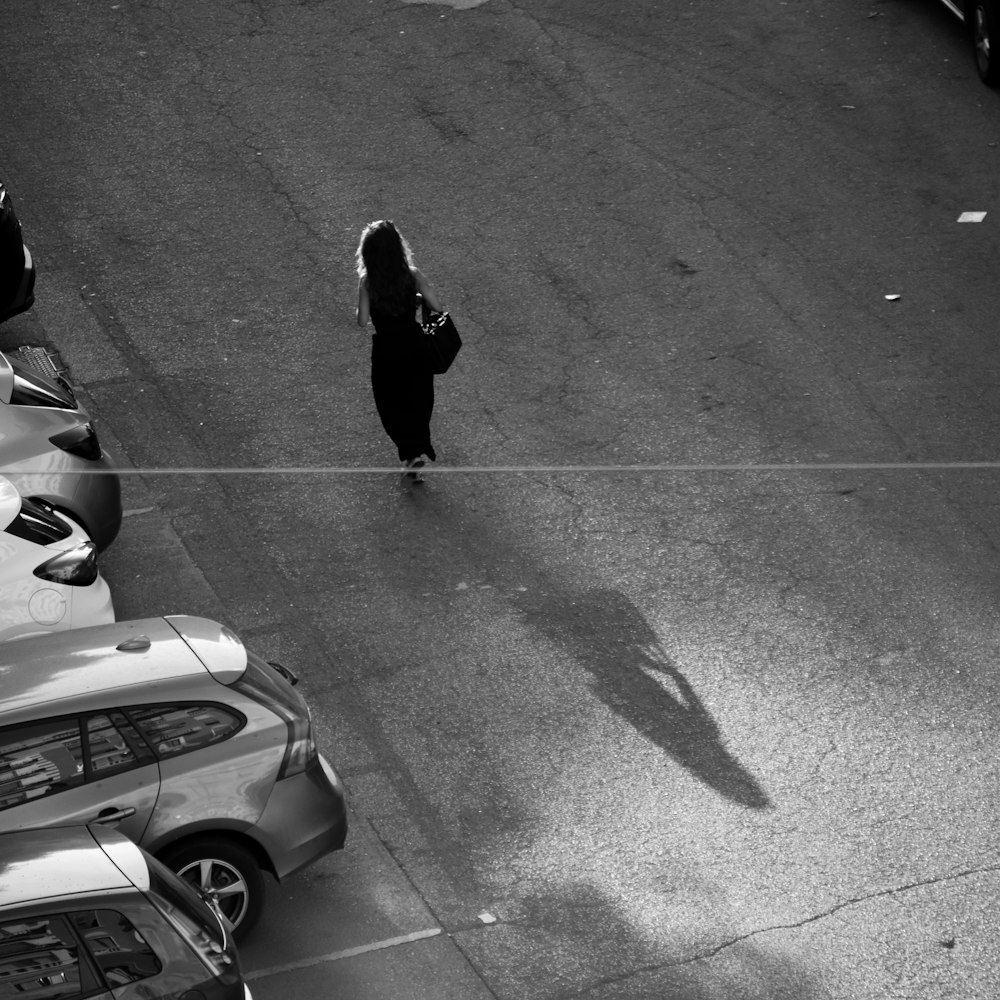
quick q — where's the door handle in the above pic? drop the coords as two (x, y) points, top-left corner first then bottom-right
(91, 806), (137, 825)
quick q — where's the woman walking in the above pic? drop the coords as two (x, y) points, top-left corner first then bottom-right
(355, 220), (444, 483)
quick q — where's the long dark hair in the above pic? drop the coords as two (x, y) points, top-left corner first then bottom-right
(356, 220), (417, 316)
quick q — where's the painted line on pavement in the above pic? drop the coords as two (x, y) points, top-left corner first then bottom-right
(245, 927), (443, 980)
(5, 462), (1000, 475)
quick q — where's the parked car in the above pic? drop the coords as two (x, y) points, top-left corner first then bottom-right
(0, 615), (348, 940)
(0, 473), (113, 640)
(0, 348), (122, 551)
(0, 181), (35, 324)
(938, 0), (998, 85)
(0, 824), (252, 1000)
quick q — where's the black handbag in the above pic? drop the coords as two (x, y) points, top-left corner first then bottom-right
(420, 302), (462, 374)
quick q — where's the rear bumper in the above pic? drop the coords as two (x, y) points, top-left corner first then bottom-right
(51, 451), (123, 552)
(68, 574), (116, 629)
(255, 754), (348, 880)
(9, 446), (123, 552)
(69, 462), (123, 551)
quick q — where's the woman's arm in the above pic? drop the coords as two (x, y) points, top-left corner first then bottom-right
(412, 267), (444, 312)
(356, 277), (370, 327)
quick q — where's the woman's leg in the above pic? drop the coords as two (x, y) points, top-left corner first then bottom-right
(372, 367), (435, 464)
(411, 370), (436, 462)
(372, 361), (408, 461)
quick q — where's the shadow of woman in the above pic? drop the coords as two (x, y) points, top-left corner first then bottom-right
(518, 585), (771, 810)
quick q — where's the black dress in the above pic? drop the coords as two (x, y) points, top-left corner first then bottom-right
(370, 298), (436, 464)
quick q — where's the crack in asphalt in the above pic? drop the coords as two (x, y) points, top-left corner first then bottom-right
(685, 863), (1000, 961)
(561, 862), (1000, 997)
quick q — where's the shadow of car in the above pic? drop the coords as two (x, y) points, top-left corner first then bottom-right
(0, 824), (253, 1000)
(0, 615), (348, 941)
(0, 182), (35, 324)
(0, 349), (122, 551)
(0, 473), (114, 640)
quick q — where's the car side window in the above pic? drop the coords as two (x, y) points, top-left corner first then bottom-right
(124, 704), (243, 759)
(0, 719), (85, 810)
(69, 911), (161, 987)
(0, 913), (100, 999)
(85, 713), (156, 776)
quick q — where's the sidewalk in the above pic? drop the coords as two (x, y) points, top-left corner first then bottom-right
(240, 808), (496, 1000)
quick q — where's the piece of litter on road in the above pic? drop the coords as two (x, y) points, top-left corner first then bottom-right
(478, 911), (497, 924)
(957, 211), (987, 223)
(456, 581), (468, 590)
(841, 104), (856, 109)
(884, 294), (901, 301)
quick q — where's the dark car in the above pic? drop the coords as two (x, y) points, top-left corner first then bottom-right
(0, 824), (253, 1000)
(938, 0), (998, 85)
(0, 182), (35, 324)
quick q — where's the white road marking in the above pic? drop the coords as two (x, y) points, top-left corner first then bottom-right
(402, 0), (490, 7)
(9, 462), (1000, 475)
(958, 211), (987, 222)
(245, 928), (442, 980)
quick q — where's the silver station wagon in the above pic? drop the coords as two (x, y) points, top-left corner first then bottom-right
(0, 824), (252, 1000)
(0, 616), (348, 939)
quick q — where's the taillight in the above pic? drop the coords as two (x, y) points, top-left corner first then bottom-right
(5, 497), (72, 544)
(234, 654), (317, 778)
(8, 358), (76, 408)
(49, 422), (103, 459)
(276, 705), (317, 779)
(33, 541), (99, 586)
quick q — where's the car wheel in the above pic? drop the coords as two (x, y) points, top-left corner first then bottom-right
(159, 838), (265, 941)
(972, 1), (999, 86)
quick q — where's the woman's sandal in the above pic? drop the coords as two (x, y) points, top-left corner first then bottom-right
(402, 456), (426, 483)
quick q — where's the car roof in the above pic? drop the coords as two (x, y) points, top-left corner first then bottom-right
(0, 825), (148, 908)
(0, 616), (248, 723)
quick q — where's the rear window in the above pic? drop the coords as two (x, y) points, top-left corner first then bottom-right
(0, 914), (90, 1000)
(125, 704), (243, 758)
(68, 910), (161, 986)
(0, 910), (162, 1000)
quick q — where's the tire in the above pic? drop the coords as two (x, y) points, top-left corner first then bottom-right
(971, 1), (1000, 86)
(159, 838), (265, 941)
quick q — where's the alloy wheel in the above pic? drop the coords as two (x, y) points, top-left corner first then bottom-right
(174, 856), (251, 929)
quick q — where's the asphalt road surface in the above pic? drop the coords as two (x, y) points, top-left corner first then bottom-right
(2, 1), (1000, 998)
